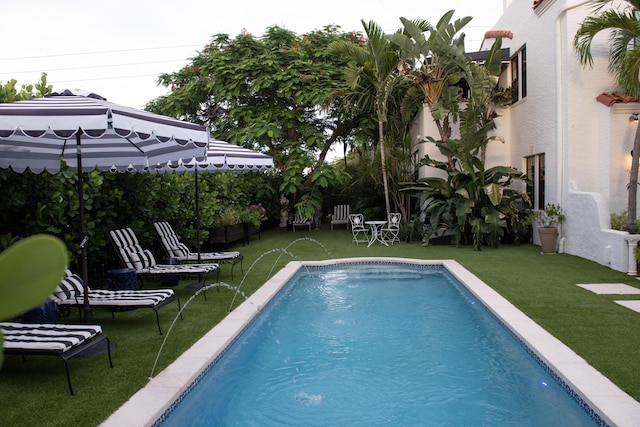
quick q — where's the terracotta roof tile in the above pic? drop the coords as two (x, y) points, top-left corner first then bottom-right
(533, 0), (544, 9)
(484, 30), (513, 39)
(597, 92), (640, 106)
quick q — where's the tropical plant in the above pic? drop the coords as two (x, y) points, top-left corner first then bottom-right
(329, 20), (429, 221)
(393, 11), (530, 250)
(389, 12), (473, 149)
(574, 0), (640, 233)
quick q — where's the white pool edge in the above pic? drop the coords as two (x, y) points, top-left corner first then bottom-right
(100, 258), (640, 427)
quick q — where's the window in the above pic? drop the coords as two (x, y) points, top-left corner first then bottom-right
(526, 154), (545, 210)
(511, 46), (527, 103)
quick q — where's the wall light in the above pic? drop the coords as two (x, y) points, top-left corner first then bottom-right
(630, 113), (639, 122)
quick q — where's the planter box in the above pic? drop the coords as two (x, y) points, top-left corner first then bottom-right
(244, 223), (261, 244)
(209, 224), (246, 249)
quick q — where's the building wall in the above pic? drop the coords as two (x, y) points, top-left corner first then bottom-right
(412, 0), (640, 273)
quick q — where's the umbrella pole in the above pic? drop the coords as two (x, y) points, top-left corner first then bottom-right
(195, 170), (202, 263)
(76, 133), (92, 323)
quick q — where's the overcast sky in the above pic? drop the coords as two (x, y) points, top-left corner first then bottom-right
(1, 0), (504, 109)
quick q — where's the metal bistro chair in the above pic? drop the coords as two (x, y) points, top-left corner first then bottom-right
(349, 213), (370, 245)
(382, 212), (402, 244)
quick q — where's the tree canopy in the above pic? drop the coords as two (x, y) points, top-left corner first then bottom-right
(147, 25), (365, 216)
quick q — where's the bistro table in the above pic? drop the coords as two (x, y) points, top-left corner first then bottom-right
(365, 220), (388, 247)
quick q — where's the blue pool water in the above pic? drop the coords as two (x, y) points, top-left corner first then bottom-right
(159, 263), (600, 426)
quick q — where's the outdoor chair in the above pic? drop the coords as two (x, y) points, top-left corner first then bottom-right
(1, 321), (113, 395)
(108, 227), (219, 291)
(153, 221), (243, 279)
(330, 204), (351, 230)
(292, 213), (312, 232)
(382, 212), (402, 244)
(51, 270), (181, 335)
(349, 213), (370, 245)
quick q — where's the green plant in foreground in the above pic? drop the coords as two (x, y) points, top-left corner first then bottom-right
(0, 234), (69, 367)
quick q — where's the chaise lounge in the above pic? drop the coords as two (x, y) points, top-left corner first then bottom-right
(1, 321), (113, 395)
(292, 213), (312, 232)
(153, 221), (243, 279)
(108, 227), (219, 291)
(330, 204), (351, 230)
(51, 270), (181, 335)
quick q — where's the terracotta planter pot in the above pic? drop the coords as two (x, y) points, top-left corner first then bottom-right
(538, 227), (558, 254)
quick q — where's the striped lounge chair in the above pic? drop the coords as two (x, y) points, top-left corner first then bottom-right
(292, 213), (312, 232)
(51, 270), (181, 335)
(330, 204), (351, 230)
(153, 221), (243, 279)
(108, 227), (219, 291)
(1, 321), (113, 395)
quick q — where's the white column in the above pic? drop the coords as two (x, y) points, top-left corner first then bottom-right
(624, 236), (640, 275)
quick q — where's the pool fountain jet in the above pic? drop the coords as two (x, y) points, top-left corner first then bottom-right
(228, 237), (332, 312)
(148, 281), (249, 379)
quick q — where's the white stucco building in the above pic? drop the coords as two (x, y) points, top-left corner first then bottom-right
(412, 0), (640, 273)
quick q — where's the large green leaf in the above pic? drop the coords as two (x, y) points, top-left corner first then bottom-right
(485, 183), (504, 206)
(0, 234), (68, 321)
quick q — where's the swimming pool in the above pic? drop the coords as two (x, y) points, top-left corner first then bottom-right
(102, 258), (640, 426)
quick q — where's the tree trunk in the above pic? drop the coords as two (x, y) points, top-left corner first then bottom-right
(379, 113), (391, 221)
(628, 120), (640, 233)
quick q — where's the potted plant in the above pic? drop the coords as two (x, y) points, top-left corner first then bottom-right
(533, 203), (565, 254)
(241, 204), (267, 242)
(210, 207), (245, 248)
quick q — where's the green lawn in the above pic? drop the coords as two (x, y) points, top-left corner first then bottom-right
(2, 226), (640, 426)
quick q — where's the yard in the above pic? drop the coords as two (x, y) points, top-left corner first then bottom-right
(2, 226), (639, 426)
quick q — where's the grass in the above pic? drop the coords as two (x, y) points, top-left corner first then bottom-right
(2, 226), (640, 426)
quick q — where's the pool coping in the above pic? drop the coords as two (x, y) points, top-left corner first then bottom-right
(100, 258), (640, 427)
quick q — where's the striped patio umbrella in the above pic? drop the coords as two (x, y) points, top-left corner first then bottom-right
(0, 89), (209, 321)
(155, 139), (273, 173)
(151, 139), (273, 260)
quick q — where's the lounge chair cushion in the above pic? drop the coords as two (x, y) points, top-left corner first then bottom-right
(52, 271), (175, 308)
(109, 227), (217, 276)
(153, 221), (242, 262)
(1, 322), (103, 354)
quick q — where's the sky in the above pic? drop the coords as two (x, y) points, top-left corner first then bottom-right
(1, 0), (504, 109)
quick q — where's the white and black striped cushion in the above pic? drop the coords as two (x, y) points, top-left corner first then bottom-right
(66, 289), (174, 307)
(153, 221), (241, 262)
(110, 228), (157, 269)
(1, 322), (102, 353)
(110, 227), (217, 275)
(52, 270), (84, 303)
(51, 271), (175, 307)
(153, 222), (190, 258)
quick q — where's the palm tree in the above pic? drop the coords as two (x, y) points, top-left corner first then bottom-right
(330, 20), (429, 221)
(574, 0), (640, 233)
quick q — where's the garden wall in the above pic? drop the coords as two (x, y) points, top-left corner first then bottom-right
(558, 181), (639, 275)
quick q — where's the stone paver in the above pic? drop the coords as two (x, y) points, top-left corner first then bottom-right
(576, 283), (640, 294)
(615, 300), (640, 313)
